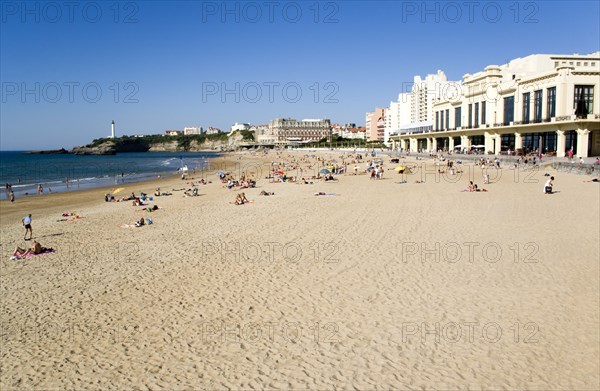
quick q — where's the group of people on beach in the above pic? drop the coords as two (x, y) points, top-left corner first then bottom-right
(10, 214), (53, 260)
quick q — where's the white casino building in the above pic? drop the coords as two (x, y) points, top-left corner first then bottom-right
(391, 52), (600, 157)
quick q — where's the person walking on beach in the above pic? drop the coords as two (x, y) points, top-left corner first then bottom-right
(10, 190), (15, 202)
(38, 184), (43, 195)
(22, 214), (33, 240)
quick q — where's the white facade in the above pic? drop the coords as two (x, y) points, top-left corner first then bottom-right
(206, 127), (221, 135)
(391, 52), (600, 157)
(340, 129), (366, 140)
(184, 126), (202, 135)
(411, 70), (451, 123)
(384, 92), (412, 144)
(384, 72), (460, 144)
(230, 123), (251, 133)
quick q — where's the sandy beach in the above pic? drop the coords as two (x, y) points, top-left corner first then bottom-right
(1, 150), (598, 390)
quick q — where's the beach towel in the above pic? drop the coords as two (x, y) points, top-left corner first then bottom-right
(23, 249), (55, 258)
(57, 216), (83, 222)
(11, 249), (56, 260)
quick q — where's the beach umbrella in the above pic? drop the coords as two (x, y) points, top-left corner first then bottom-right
(394, 166), (406, 172)
(327, 165), (335, 169)
(274, 171), (285, 175)
(319, 168), (331, 174)
(216, 171), (225, 175)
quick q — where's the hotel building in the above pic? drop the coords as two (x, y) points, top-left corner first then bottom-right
(268, 118), (332, 144)
(254, 124), (275, 144)
(390, 52), (600, 157)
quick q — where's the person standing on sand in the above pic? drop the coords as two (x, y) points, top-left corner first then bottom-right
(38, 184), (43, 195)
(22, 214), (32, 240)
(10, 190), (15, 202)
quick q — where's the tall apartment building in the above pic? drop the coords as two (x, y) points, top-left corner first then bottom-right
(384, 71), (460, 144)
(365, 108), (386, 141)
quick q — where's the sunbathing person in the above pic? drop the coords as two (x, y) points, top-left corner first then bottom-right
(184, 187), (199, 197)
(12, 240), (51, 258)
(234, 192), (249, 205)
(260, 190), (275, 196)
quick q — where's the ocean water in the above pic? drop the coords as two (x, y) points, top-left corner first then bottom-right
(0, 151), (220, 199)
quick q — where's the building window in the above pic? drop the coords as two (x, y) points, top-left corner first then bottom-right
(455, 107), (461, 128)
(474, 103), (479, 127)
(435, 111), (439, 131)
(504, 96), (514, 125)
(471, 135), (484, 146)
(481, 101), (486, 125)
(500, 134), (516, 151)
(574, 85), (594, 116)
(445, 109), (450, 129)
(534, 90), (543, 122)
(522, 93), (530, 123)
(522, 132), (557, 153)
(565, 130), (577, 152)
(468, 104), (472, 128)
(547, 87), (556, 118)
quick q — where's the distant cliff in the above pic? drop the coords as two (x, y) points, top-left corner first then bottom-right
(25, 148), (69, 154)
(38, 132), (252, 155)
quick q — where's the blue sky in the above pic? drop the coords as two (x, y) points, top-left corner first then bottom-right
(1, 0), (599, 150)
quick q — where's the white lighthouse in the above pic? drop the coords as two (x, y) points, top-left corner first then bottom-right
(111, 120), (115, 138)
